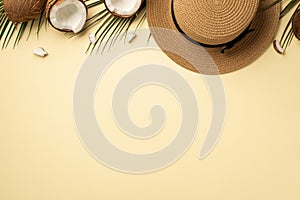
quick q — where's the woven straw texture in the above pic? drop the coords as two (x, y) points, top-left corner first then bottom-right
(174, 0), (259, 45)
(147, 0), (281, 74)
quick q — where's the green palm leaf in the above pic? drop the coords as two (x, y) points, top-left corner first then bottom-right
(0, 0), (45, 48)
(2, 0), (300, 55)
(81, 0), (146, 53)
(267, 0), (300, 53)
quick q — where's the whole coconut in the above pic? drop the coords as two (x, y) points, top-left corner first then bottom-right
(3, 0), (47, 23)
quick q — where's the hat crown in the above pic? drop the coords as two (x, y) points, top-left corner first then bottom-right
(173, 0), (260, 45)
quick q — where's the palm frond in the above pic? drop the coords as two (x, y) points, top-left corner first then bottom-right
(0, 0), (147, 51)
(2, 22), (16, 49)
(0, 0), (45, 49)
(280, 0), (300, 18)
(264, 0), (300, 54)
(81, 0), (146, 53)
(276, 2), (300, 53)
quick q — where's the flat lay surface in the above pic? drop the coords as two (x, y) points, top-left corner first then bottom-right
(0, 2), (300, 200)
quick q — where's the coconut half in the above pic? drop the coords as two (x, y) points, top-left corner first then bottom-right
(2, 0), (47, 23)
(47, 0), (87, 33)
(104, 0), (143, 18)
(292, 9), (300, 41)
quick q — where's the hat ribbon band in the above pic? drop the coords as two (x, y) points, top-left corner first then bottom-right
(171, 0), (255, 53)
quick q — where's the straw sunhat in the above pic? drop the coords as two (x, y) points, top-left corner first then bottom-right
(147, 0), (281, 74)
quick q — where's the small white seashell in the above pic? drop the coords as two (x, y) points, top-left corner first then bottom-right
(127, 32), (137, 43)
(33, 47), (48, 57)
(89, 33), (97, 44)
(273, 40), (284, 54)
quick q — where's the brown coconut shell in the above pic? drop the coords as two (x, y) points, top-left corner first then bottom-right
(292, 9), (300, 41)
(45, 0), (58, 18)
(3, 0), (47, 23)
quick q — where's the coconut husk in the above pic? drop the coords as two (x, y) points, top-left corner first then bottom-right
(45, 0), (58, 18)
(293, 9), (300, 40)
(3, 0), (47, 23)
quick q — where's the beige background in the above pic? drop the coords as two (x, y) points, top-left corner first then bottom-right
(0, 6), (300, 200)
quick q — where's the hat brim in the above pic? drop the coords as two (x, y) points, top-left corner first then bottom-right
(147, 0), (281, 74)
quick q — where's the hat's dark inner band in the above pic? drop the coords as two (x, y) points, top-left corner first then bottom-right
(171, 0), (255, 53)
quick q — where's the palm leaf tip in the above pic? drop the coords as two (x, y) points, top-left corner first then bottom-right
(85, 1), (146, 54)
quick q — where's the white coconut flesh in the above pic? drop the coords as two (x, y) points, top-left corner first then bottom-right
(49, 0), (86, 33)
(105, 0), (143, 17)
